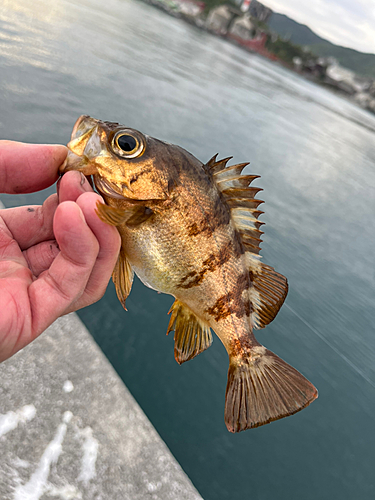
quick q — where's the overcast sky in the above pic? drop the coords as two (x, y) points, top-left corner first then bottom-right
(263, 0), (375, 54)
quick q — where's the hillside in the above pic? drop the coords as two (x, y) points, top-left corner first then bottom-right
(267, 13), (375, 79)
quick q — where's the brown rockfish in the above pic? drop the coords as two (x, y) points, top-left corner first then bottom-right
(60, 115), (318, 432)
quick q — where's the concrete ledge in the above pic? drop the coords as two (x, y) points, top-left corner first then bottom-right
(0, 314), (203, 500)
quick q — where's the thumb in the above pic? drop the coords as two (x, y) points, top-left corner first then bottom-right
(0, 141), (67, 194)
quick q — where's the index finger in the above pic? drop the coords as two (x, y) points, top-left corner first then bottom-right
(0, 140), (67, 194)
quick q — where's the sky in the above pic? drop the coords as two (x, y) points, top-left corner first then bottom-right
(262, 0), (375, 55)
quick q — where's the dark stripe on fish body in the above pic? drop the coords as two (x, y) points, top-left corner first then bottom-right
(202, 240), (232, 270)
(178, 272), (205, 289)
(178, 240), (233, 289)
(188, 221), (213, 237)
(229, 334), (256, 358)
(205, 272), (251, 321)
(243, 298), (251, 317)
(233, 230), (245, 258)
(187, 199), (231, 238)
(214, 194), (231, 226)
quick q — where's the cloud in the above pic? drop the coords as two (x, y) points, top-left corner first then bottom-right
(263, 0), (375, 54)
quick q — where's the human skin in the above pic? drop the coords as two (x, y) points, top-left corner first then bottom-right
(0, 141), (121, 362)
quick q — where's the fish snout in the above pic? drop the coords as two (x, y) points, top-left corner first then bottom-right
(58, 149), (90, 174)
(60, 116), (103, 175)
(71, 115), (99, 141)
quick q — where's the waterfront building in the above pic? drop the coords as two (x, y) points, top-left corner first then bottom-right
(229, 14), (255, 40)
(206, 5), (240, 35)
(233, 0), (272, 21)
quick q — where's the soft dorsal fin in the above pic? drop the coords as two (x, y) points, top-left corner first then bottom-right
(207, 156), (288, 327)
(112, 247), (134, 310)
(248, 260), (288, 329)
(167, 299), (213, 364)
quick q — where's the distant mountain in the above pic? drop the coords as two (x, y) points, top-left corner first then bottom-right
(267, 13), (375, 79)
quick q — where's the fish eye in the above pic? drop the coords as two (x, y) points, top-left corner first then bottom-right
(112, 130), (145, 159)
(117, 134), (137, 152)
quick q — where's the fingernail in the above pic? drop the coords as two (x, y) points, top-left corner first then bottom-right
(50, 145), (69, 167)
(77, 205), (86, 222)
(79, 172), (92, 192)
(56, 176), (62, 199)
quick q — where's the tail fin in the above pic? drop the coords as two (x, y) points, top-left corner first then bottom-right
(225, 346), (317, 432)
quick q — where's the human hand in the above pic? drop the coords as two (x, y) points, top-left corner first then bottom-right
(0, 140), (121, 362)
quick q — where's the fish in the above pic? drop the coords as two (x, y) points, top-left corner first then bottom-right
(60, 115), (318, 432)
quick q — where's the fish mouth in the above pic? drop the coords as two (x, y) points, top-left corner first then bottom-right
(59, 115), (103, 176)
(59, 115), (127, 200)
(71, 115), (99, 141)
(94, 175), (126, 199)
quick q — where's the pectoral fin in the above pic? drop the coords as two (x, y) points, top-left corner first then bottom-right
(96, 201), (130, 226)
(112, 247), (134, 310)
(96, 201), (153, 227)
(167, 300), (213, 364)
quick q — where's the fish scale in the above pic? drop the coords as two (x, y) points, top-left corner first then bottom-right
(60, 115), (318, 432)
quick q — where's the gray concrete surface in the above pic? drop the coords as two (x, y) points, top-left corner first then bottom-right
(0, 314), (203, 500)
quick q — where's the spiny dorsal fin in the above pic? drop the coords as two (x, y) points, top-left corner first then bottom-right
(167, 299), (213, 365)
(213, 162), (249, 180)
(231, 207), (264, 224)
(248, 261), (288, 329)
(208, 158), (265, 254)
(239, 231), (262, 254)
(222, 187), (263, 199)
(225, 186), (264, 255)
(112, 247), (134, 310)
(206, 155), (233, 174)
(206, 154), (218, 169)
(208, 157), (287, 329)
(226, 198), (264, 210)
(215, 175), (260, 191)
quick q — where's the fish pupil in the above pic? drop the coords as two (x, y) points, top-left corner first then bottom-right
(117, 135), (137, 152)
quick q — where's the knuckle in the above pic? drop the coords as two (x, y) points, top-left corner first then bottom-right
(44, 271), (78, 303)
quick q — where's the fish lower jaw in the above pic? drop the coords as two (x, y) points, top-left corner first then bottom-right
(59, 151), (98, 176)
(94, 176), (125, 199)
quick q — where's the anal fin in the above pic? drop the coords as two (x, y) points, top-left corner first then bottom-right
(112, 247), (134, 310)
(167, 300), (213, 364)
